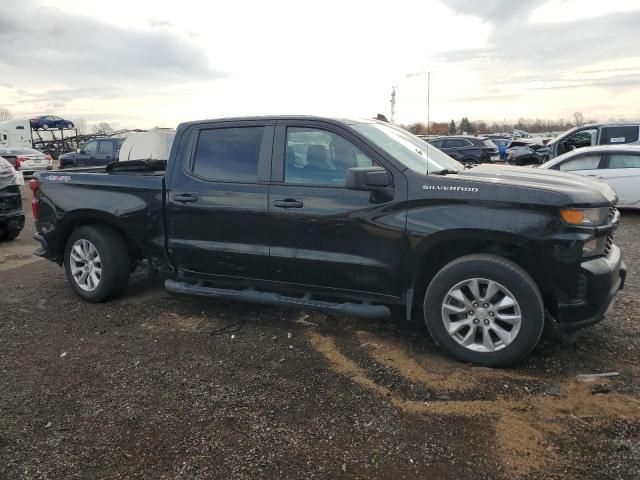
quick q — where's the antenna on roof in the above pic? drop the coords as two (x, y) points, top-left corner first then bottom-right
(426, 71), (431, 176)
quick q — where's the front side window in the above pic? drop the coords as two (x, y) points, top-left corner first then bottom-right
(192, 127), (264, 182)
(567, 129), (597, 148)
(557, 155), (601, 171)
(607, 154), (640, 169)
(285, 127), (373, 186)
(82, 141), (97, 154)
(601, 126), (639, 145)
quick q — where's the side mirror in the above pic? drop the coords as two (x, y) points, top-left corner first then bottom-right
(345, 166), (392, 191)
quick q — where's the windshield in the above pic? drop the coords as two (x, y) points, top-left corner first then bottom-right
(352, 123), (464, 174)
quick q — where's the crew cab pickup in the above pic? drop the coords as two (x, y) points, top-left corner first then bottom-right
(31, 117), (626, 366)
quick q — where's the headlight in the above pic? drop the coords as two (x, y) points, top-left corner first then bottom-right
(560, 207), (609, 226)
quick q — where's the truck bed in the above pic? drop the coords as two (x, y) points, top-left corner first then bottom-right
(34, 164), (166, 264)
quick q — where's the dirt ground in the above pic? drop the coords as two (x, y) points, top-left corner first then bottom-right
(1, 184), (639, 479)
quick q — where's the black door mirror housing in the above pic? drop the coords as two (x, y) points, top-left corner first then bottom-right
(345, 166), (392, 191)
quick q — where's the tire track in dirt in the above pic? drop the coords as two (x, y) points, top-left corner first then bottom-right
(307, 330), (640, 477)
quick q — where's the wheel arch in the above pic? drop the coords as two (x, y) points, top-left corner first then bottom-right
(408, 229), (555, 312)
(55, 210), (140, 264)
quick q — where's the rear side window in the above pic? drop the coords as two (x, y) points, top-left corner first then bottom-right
(193, 127), (264, 182)
(444, 139), (467, 148)
(600, 126), (639, 145)
(98, 141), (112, 155)
(607, 154), (640, 169)
(557, 155), (601, 171)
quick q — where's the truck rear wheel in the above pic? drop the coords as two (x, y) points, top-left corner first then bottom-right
(423, 254), (544, 367)
(64, 225), (130, 302)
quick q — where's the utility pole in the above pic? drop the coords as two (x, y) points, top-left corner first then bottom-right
(390, 85), (397, 125)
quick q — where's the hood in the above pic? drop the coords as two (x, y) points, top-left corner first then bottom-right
(456, 164), (617, 206)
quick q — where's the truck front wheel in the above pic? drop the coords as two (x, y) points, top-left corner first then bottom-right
(64, 225), (130, 302)
(423, 254), (544, 367)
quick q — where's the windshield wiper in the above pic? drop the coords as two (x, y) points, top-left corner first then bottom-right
(429, 169), (460, 175)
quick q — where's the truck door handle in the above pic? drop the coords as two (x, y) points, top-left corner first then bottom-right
(173, 193), (198, 203)
(273, 199), (303, 209)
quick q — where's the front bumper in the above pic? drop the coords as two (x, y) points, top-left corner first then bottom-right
(555, 244), (626, 332)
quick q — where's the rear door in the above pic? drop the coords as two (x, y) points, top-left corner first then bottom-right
(166, 120), (274, 280)
(599, 153), (640, 207)
(441, 139), (473, 161)
(92, 140), (115, 165)
(267, 120), (405, 297)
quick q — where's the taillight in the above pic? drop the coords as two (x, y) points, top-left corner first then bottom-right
(29, 178), (39, 221)
(45, 154), (52, 163)
(15, 155), (27, 171)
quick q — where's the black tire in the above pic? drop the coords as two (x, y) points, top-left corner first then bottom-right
(67, 122), (74, 129)
(42, 123), (49, 130)
(0, 227), (21, 241)
(461, 157), (479, 167)
(64, 225), (130, 302)
(423, 254), (544, 367)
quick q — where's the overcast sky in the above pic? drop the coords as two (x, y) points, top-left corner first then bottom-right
(1, 0), (639, 129)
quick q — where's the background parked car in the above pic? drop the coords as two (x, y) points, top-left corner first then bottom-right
(59, 138), (125, 168)
(29, 115), (74, 130)
(546, 122), (640, 159)
(428, 136), (498, 166)
(506, 140), (549, 165)
(0, 156), (25, 241)
(0, 147), (52, 176)
(539, 145), (640, 209)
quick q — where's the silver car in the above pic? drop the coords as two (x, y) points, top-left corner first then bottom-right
(0, 147), (53, 176)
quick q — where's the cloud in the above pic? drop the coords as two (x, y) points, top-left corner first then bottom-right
(441, 0), (540, 21)
(434, 8), (640, 86)
(0, 0), (222, 87)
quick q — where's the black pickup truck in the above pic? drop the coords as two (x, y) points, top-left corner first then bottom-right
(31, 117), (626, 366)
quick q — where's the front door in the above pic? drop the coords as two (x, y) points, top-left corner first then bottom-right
(76, 140), (98, 166)
(166, 121), (274, 280)
(268, 121), (405, 298)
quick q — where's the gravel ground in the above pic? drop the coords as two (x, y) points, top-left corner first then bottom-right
(1, 185), (639, 479)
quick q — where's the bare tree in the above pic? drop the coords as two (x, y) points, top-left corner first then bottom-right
(73, 118), (88, 135)
(93, 122), (114, 135)
(0, 109), (13, 121)
(572, 112), (585, 127)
